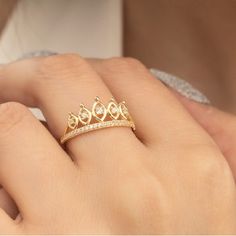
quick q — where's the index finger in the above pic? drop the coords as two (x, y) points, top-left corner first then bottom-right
(0, 102), (76, 221)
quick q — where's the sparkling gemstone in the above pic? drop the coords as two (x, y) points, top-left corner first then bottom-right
(80, 112), (89, 120)
(68, 113), (78, 129)
(119, 103), (130, 119)
(111, 106), (118, 114)
(122, 107), (128, 114)
(96, 106), (104, 115)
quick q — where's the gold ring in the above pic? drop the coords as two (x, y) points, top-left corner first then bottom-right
(60, 97), (135, 144)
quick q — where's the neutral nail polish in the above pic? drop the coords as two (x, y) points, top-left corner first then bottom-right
(150, 68), (211, 104)
(18, 50), (58, 60)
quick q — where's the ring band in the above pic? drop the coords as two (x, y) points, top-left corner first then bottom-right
(60, 97), (135, 144)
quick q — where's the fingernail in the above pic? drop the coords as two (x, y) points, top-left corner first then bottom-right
(150, 68), (211, 104)
(18, 50), (58, 60)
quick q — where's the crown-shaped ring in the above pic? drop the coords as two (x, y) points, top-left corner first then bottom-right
(60, 97), (135, 144)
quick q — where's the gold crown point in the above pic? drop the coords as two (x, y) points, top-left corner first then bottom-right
(95, 96), (100, 102)
(68, 112), (77, 119)
(67, 112), (79, 130)
(61, 97), (135, 144)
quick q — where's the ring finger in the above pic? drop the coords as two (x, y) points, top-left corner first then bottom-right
(0, 54), (140, 166)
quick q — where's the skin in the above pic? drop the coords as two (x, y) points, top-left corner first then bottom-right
(0, 0), (236, 234)
(0, 54), (235, 233)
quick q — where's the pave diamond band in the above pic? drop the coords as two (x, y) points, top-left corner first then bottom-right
(61, 120), (135, 144)
(60, 97), (135, 144)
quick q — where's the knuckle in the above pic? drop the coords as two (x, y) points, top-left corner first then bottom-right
(122, 57), (146, 69)
(104, 57), (147, 73)
(37, 53), (88, 81)
(135, 176), (162, 209)
(117, 169), (162, 215)
(0, 102), (29, 138)
(209, 157), (232, 181)
(194, 150), (236, 199)
(42, 53), (82, 68)
(193, 145), (233, 182)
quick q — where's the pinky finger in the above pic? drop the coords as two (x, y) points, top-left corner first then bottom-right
(0, 208), (19, 234)
(0, 187), (18, 219)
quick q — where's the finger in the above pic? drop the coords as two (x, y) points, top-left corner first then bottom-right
(0, 54), (139, 167)
(0, 208), (17, 234)
(0, 187), (18, 219)
(88, 58), (211, 146)
(0, 102), (76, 220)
(176, 93), (236, 178)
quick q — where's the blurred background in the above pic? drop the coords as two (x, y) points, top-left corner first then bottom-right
(0, 0), (122, 62)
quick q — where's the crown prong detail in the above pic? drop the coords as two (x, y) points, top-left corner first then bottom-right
(61, 97), (135, 144)
(67, 112), (79, 130)
(119, 102), (130, 120)
(78, 105), (92, 125)
(107, 98), (120, 120)
(92, 97), (107, 121)
(95, 96), (100, 102)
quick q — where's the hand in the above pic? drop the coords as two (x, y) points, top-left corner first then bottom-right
(0, 54), (235, 234)
(175, 93), (236, 180)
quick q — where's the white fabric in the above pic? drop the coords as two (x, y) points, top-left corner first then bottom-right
(0, 0), (123, 63)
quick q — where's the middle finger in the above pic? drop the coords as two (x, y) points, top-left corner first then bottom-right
(0, 54), (140, 165)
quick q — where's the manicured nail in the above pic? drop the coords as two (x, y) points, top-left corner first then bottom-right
(18, 50), (58, 60)
(150, 68), (211, 104)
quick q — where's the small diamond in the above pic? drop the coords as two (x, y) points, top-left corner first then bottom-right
(80, 112), (89, 120)
(119, 103), (130, 119)
(111, 106), (118, 114)
(96, 106), (104, 115)
(122, 107), (128, 114)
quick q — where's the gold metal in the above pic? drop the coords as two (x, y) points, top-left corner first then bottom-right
(60, 97), (135, 144)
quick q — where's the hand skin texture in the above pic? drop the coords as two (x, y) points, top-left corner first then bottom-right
(0, 54), (235, 234)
